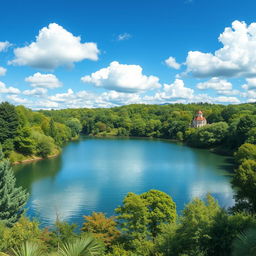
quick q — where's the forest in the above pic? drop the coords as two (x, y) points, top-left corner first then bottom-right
(0, 101), (256, 255)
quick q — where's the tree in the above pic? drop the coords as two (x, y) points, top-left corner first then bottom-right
(115, 192), (149, 240)
(66, 118), (82, 137)
(0, 102), (19, 143)
(141, 190), (176, 237)
(232, 159), (256, 213)
(82, 212), (120, 247)
(0, 148), (28, 226)
(234, 143), (256, 165)
(236, 115), (256, 145)
(165, 194), (221, 256)
(14, 127), (35, 156)
(187, 122), (229, 148)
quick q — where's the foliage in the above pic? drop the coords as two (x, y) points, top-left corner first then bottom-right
(65, 118), (82, 137)
(234, 143), (256, 165)
(232, 159), (256, 213)
(82, 212), (120, 247)
(115, 192), (149, 240)
(232, 227), (256, 256)
(49, 221), (78, 248)
(57, 235), (104, 256)
(0, 102), (19, 144)
(0, 217), (50, 252)
(141, 189), (176, 237)
(187, 122), (229, 148)
(0, 158), (28, 226)
(11, 241), (44, 256)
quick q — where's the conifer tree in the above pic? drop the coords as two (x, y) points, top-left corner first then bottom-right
(0, 145), (28, 226)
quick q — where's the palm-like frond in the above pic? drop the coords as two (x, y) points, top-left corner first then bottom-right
(58, 234), (104, 256)
(0, 253), (10, 256)
(11, 241), (44, 256)
(233, 228), (256, 256)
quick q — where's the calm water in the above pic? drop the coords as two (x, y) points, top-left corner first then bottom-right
(14, 137), (235, 227)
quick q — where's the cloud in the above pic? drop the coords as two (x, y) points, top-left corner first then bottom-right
(196, 77), (232, 91)
(117, 33), (132, 41)
(186, 20), (256, 78)
(242, 78), (256, 90)
(165, 56), (181, 69)
(99, 91), (142, 105)
(7, 95), (29, 104)
(0, 81), (20, 94)
(143, 79), (194, 104)
(0, 41), (11, 52)
(217, 89), (241, 96)
(81, 61), (161, 93)
(23, 87), (48, 96)
(25, 72), (62, 89)
(0, 67), (7, 76)
(160, 79), (194, 99)
(215, 96), (240, 104)
(9, 23), (99, 69)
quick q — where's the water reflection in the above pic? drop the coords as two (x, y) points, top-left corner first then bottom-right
(14, 138), (235, 227)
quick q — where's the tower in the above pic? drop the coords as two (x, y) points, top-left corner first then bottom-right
(192, 110), (207, 128)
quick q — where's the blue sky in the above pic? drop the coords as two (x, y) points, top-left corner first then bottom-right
(1, 0), (256, 109)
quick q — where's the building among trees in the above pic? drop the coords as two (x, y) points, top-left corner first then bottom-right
(192, 110), (207, 128)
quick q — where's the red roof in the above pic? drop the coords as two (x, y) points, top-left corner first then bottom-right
(198, 110), (203, 114)
(194, 116), (206, 121)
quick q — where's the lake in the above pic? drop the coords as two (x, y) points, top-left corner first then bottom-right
(14, 137), (235, 227)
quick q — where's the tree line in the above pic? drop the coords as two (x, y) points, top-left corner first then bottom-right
(0, 101), (256, 254)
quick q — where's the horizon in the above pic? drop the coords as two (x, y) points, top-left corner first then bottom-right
(1, 0), (256, 109)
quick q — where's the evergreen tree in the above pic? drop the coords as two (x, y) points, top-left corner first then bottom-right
(0, 102), (19, 143)
(0, 145), (28, 226)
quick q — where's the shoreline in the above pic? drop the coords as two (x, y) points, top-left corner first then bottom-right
(12, 135), (233, 166)
(12, 152), (60, 166)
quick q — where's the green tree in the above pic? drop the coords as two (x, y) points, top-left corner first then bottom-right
(0, 102), (19, 143)
(141, 190), (176, 237)
(0, 148), (28, 226)
(232, 159), (256, 213)
(236, 115), (256, 145)
(14, 127), (35, 156)
(66, 118), (82, 137)
(115, 192), (149, 240)
(187, 122), (229, 148)
(163, 194), (221, 256)
(234, 143), (256, 165)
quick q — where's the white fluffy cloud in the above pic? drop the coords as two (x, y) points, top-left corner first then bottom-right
(196, 77), (232, 91)
(144, 79), (194, 104)
(10, 23), (99, 69)
(81, 61), (161, 93)
(7, 95), (29, 104)
(0, 41), (11, 52)
(186, 20), (256, 78)
(0, 67), (7, 76)
(161, 79), (194, 99)
(215, 96), (240, 104)
(23, 88), (48, 96)
(0, 81), (20, 94)
(165, 56), (181, 69)
(25, 72), (62, 88)
(242, 78), (256, 90)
